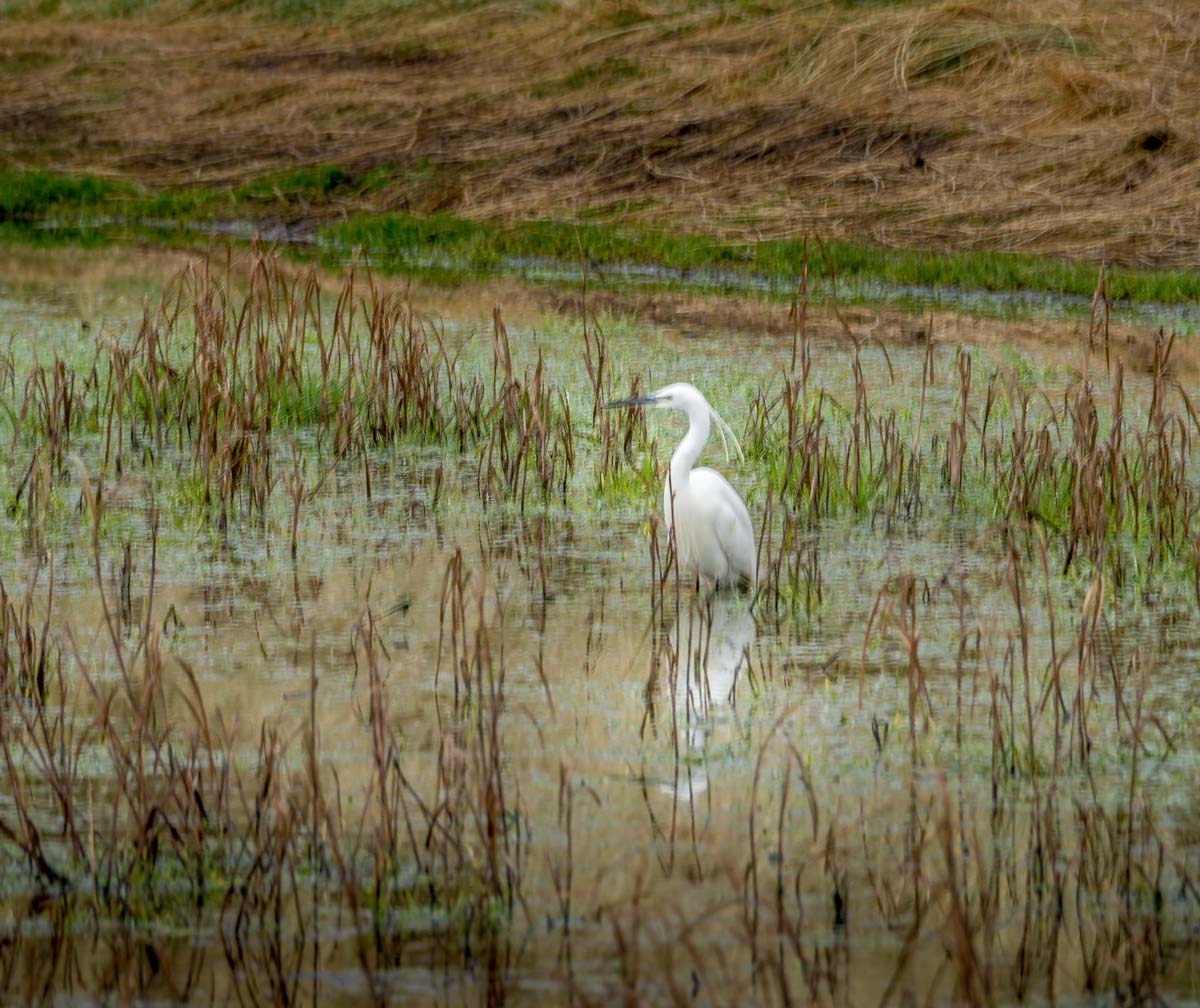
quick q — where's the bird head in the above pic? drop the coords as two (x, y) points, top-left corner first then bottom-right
(604, 381), (693, 411)
(604, 382), (744, 462)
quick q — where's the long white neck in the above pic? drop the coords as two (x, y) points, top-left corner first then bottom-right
(670, 402), (710, 488)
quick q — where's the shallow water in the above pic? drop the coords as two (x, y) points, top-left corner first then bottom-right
(0, 244), (1197, 1005)
(501, 252), (1200, 334)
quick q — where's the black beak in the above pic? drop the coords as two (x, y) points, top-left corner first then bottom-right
(603, 394), (656, 410)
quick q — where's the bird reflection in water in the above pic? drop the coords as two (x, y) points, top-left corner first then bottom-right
(659, 592), (756, 800)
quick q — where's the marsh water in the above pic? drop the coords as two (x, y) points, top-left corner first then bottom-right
(0, 245), (1198, 1006)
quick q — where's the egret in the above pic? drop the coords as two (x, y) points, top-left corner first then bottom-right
(605, 382), (757, 590)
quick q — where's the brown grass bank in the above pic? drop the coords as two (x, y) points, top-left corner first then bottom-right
(2, 0), (1200, 267)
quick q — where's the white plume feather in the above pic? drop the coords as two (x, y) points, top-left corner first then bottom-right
(708, 403), (744, 463)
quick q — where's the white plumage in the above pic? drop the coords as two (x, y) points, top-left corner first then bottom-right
(607, 382), (756, 589)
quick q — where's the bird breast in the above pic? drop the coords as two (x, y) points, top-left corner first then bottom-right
(662, 468), (753, 586)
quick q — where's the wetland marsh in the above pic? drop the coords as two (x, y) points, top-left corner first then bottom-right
(0, 243), (1197, 1006)
(5, 0), (1200, 1001)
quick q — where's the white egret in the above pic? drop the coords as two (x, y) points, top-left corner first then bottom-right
(606, 382), (756, 589)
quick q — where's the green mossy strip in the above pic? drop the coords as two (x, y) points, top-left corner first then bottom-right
(327, 212), (1200, 306)
(0, 170), (134, 221)
(2, 168), (1199, 310)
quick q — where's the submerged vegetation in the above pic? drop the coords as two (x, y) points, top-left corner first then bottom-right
(0, 246), (1197, 1001)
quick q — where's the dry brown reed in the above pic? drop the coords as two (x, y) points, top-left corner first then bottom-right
(749, 262), (1200, 622)
(0, 508), (533, 1004)
(0, 247), (578, 535)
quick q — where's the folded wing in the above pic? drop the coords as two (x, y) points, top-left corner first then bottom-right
(691, 467), (756, 587)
